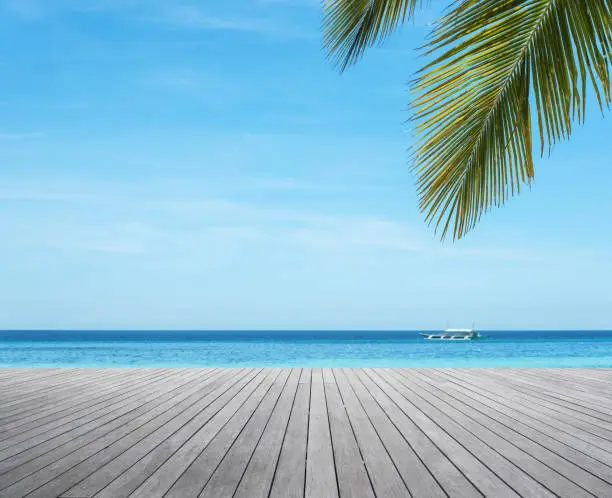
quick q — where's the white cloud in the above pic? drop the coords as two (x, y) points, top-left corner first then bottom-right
(289, 218), (424, 253)
(0, 175), (546, 263)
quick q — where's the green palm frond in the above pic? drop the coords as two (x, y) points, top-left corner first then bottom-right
(323, 0), (612, 240)
(413, 0), (612, 239)
(323, 0), (421, 70)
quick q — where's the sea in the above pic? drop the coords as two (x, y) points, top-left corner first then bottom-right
(0, 330), (611, 368)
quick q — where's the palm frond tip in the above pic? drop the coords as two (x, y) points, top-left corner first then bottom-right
(323, 0), (421, 70)
(412, 0), (612, 239)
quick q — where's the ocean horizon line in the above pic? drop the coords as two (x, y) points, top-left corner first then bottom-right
(2, 328), (612, 332)
(2, 329), (612, 343)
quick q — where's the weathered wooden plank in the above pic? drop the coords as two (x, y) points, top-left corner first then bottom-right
(324, 369), (375, 498)
(333, 369), (408, 498)
(305, 368), (338, 498)
(0, 370), (209, 496)
(436, 369), (612, 463)
(398, 369), (608, 498)
(518, 369), (612, 398)
(0, 368), (163, 417)
(86, 369), (267, 498)
(126, 369), (279, 498)
(60, 369), (255, 498)
(269, 368), (311, 498)
(443, 369), (612, 450)
(474, 370), (612, 425)
(0, 369), (175, 450)
(345, 368), (446, 498)
(233, 368), (301, 498)
(0, 369), (175, 433)
(505, 369), (612, 417)
(487, 369), (612, 418)
(437, 369), (612, 420)
(388, 369), (576, 498)
(0, 370), (149, 412)
(28, 370), (246, 498)
(158, 369), (286, 498)
(0, 369), (89, 396)
(419, 369), (612, 475)
(0, 370), (200, 474)
(198, 369), (293, 498)
(356, 369), (482, 498)
(0, 368), (130, 397)
(322, 368), (335, 384)
(369, 369), (523, 498)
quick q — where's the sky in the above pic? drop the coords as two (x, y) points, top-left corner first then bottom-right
(0, 0), (611, 330)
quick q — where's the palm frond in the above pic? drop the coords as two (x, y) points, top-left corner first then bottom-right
(413, 0), (612, 240)
(323, 0), (421, 70)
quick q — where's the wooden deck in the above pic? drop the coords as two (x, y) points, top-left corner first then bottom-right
(0, 369), (611, 498)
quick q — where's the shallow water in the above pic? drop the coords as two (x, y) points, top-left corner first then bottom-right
(1, 330), (611, 367)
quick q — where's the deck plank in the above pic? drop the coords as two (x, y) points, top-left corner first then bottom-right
(0, 368), (164, 414)
(471, 369), (612, 425)
(0, 370), (179, 453)
(128, 369), (279, 498)
(233, 368), (301, 498)
(398, 369), (609, 497)
(388, 369), (574, 497)
(0, 369), (174, 431)
(0, 371), (202, 479)
(59, 369), (248, 498)
(420, 370), (612, 476)
(334, 369), (409, 498)
(87, 369), (266, 498)
(94, 368), (269, 498)
(305, 368), (338, 498)
(503, 369), (612, 417)
(161, 369), (288, 498)
(324, 369), (375, 498)
(370, 369), (526, 498)
(269, 368), (311, 498)
(356, 369), (482, 498)
(30, 370), (246, 498)
(0, 368), (609, 498)
(0, 370), (216, 497)
(345, 368), (446, 498)
(443, 369), (612, 450)
(198, 369), (294, 498)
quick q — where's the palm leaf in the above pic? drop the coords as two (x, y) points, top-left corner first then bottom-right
(323, 0), (421, 70)
(413, 0), (612, 239)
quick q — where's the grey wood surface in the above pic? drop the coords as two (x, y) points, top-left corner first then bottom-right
(0, 368), (610, 497)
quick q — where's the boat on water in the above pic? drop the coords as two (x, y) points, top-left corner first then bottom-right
(420, 328), (481, 341)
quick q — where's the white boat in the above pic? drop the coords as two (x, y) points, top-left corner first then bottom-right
(420, 328), (480, 340)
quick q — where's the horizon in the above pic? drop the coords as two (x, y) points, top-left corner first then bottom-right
(2, 0), (612, 330)
(2, 328), (612, 333)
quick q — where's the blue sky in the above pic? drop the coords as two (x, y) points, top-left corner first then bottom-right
(1, 0), (611, 330)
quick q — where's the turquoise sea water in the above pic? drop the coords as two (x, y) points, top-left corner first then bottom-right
(1, 330), (611, 367)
